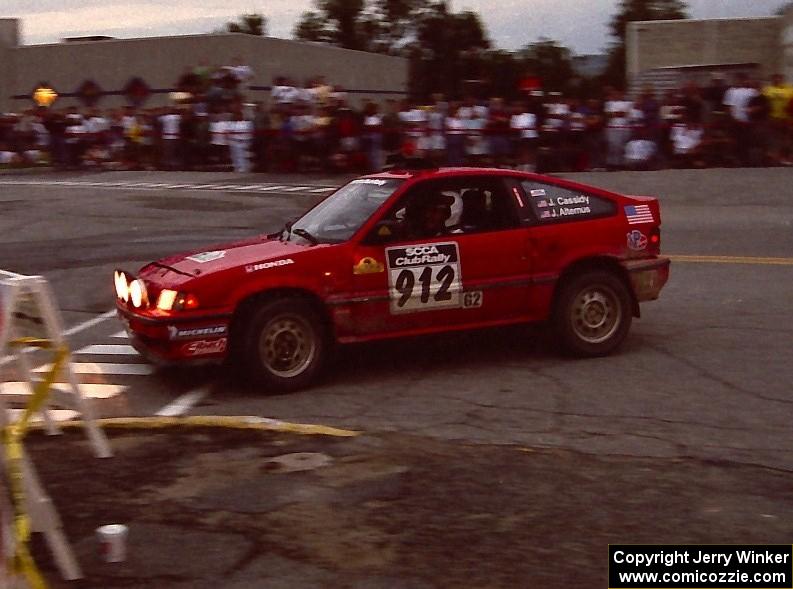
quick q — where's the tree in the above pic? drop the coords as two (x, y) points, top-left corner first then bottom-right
(226, 12), (267, 36)
(412, 4), (490, 98)
(293, 0), (490, 98)
(294, 0), (368, 50)
(518, 38), (574, 94)
(602, 0), (688, 89)
(775, 1), (793, 16)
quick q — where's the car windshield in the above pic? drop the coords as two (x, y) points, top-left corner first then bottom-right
(287, 178), (403, 244)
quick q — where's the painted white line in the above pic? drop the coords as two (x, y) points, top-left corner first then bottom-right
(280, 186), (311, 192)
(75, 344), (137, 355)
(33, 362), (155, 376)
(155, 385), (210, 417)
(253, 185), (286, 192)
(110, 331), (128, 338)
(2, 381), (126, 399)
(309, 187), (335, 193)
(192, 184), (218, 189)
(164, 184), (192, 189)
(7, 408), (79, 422)
(233, 185), (260, 190)
(0, 269), (24, 278)
(211, 185), (242, 190)
(63, 309), (117, 337)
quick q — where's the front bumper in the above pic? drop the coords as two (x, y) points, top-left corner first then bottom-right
(116, 304), (232, 364)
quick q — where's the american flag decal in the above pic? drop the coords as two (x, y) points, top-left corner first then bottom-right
(624, 204), (654, 225)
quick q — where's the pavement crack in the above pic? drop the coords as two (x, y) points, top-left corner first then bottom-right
(646, 341), (793, 406)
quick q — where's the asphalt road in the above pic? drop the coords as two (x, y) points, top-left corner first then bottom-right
(1, 167), (792, 473)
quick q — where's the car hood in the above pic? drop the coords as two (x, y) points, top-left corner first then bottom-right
(155, 236), (310, 277)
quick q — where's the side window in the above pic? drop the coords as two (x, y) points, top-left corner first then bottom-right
(371, 178), (520, 243)
(454, 178), (520, 234)
(520, 180), (615, 223)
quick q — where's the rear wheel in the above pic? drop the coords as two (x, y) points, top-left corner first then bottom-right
(244, 298), (328, 391)
(552, 270), (632, 357)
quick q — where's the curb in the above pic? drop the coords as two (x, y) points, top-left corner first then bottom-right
(29, 415), (360, 438)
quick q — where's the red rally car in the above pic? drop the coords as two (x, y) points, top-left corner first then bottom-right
(114, 167), (670, 390)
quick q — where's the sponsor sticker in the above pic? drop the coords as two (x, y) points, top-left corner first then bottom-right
(186, 250), (226, 263)
(385, 242), (462, 314)
(627, 229), (648, 251)
(351, 178), (387, 186)
(463, 291), (483, 309)
(530, 189), (546, 197)
(182, 338), (227, 356)
(353, 257), (384, 275)
(245, 258), (295, 273)
(168, 325), (228, 340)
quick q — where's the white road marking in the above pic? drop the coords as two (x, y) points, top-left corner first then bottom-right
(110, 331), (128, 338)
(34, 362), (155, 376)
(0, 269), (24, 278)
(75, 344), (137, 355)
(7, 408), (79, 422)
(0, 180), (339, 195)
(1, 381), (126, 399)
(155, 385), (210, 417)
(63, 309), (117, 337)
(253, 185), (286, 192)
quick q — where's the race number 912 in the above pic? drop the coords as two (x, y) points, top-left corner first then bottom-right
(386, 243), (462, 313)
(394, 266), (454, 308)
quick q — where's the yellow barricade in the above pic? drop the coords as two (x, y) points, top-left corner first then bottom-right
(3, 337), (68, 589)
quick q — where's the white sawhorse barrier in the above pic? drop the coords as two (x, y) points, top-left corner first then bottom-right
(0, 270), (114, 586)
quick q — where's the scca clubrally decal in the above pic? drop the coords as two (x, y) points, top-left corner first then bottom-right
(385, 242), (462, 314)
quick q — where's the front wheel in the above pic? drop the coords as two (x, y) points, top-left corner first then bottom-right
(552, 270), (632, 357)
(244, 298), (328, 391)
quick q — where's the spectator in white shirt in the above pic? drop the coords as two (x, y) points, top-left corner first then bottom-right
(510, 102), (538, 171)
(670, 116), (705, 167)
(604, 89), (634, 169)
(723, 73), (759, 165)
(445, 104), (467, 166)
(227, 107), (253, 173)
(159, 107), (182, 170)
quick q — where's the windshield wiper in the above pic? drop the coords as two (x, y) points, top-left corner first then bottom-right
(292, 228), (319, 246)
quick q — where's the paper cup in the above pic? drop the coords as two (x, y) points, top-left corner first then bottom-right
(96, 524), (128, 563)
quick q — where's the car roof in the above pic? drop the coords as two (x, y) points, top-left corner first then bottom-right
(362, 166), (628, 201)
(365, 166), (523, 181)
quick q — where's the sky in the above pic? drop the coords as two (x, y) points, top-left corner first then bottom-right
(1, 0), (788, 55)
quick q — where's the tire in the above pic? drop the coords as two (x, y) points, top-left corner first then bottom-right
(552, 270), (632, 357)
(243, 298), (328, 391)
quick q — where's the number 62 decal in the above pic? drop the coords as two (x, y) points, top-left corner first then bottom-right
(385, 242), (462, 314)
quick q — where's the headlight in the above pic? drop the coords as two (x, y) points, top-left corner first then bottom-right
(156, 290), (199, 311)
(129, 279), (147, 308)
(114, 271), (129, 302)
(156, 289), (178, 311)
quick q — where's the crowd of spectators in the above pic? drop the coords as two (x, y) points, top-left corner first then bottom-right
(0, 68), (791, 174)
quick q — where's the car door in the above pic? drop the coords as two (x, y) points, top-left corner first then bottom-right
(348, 176), (533, 338)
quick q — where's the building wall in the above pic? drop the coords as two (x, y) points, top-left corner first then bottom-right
(1, 26), (408, 112)
(627, 17), (783, 81)
(783, 7), (793, 82)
